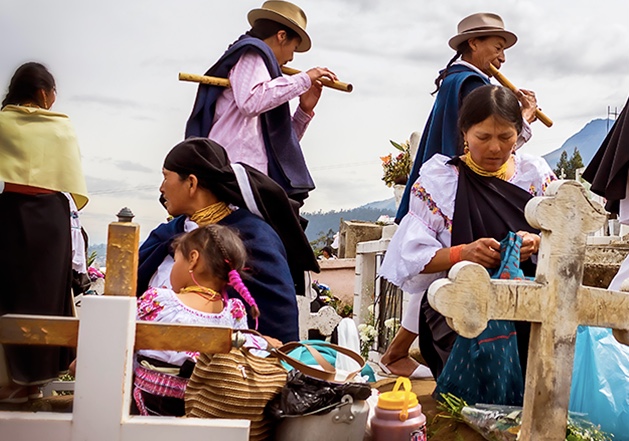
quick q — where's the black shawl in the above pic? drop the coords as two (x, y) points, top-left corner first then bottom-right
(451, 157), (538, 259)
(582, 97), (629, 214)
(163, 138), (319, 279)
(419, 157), (538, 379)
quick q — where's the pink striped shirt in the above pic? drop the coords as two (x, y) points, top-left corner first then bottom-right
(209, 50), (313, 174)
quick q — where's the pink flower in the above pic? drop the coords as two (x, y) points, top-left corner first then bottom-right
(87, 266), (105, 281)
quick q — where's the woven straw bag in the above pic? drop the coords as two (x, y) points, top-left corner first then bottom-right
(185, 346), (287, 441)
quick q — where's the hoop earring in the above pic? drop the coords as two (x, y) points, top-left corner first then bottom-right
(463, 140), (470, 154)
(189, 269), (202, 286)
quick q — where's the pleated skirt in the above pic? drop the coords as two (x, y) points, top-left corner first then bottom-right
(0, 192), (74, 385)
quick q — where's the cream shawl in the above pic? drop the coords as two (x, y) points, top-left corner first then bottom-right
(0, 105), (88, 209)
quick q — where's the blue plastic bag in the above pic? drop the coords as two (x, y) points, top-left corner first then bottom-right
(570, 326), (629, 439)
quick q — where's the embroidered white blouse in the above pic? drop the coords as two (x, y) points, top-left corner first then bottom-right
(379, 153), (556, 297)
(136, 287), (248, 366)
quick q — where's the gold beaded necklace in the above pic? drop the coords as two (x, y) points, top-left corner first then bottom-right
(460, 152), (512, 181)
(179, 285), (222, 302)
(190, 202), (232, 226)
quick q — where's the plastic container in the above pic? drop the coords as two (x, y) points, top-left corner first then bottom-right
(371, 377), (427, 441)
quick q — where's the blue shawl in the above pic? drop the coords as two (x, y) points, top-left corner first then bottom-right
(137, 209), (299, 343)
(396, 64), (489, 222)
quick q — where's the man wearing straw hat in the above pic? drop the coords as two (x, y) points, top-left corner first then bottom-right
(185, 1), (336, 205)
(381, 12), (540, 379)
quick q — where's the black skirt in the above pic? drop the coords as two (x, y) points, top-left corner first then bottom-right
(0, 192), (74, 385)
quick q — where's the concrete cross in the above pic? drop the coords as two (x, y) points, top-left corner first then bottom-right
(296, 295), (342, 340)
(0, 210), (249, 441)
(428, 180), (629, 441)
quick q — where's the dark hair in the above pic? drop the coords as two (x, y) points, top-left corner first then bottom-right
(173, 223), (261, 320)
(246, 18), (300, 43)
(432, 37), (488, 95)
(172, 224), (247, 282)
(458, 85), (523, 135)
(322, 246), (334, 256)
(2, 62), (56, 108)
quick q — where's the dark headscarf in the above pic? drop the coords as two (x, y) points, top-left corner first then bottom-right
(582, 97), (629, 214)
(163, 137), (319, 275)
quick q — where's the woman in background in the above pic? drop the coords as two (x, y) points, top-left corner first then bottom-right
(0, 62), (88, 403)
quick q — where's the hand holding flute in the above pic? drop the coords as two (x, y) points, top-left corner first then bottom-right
(487, 63), (553, 127)
(178, 66), (353, 93)
(299, 67), (338, 115)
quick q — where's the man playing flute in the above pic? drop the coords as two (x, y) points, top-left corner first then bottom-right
(185, 1), (336, 205)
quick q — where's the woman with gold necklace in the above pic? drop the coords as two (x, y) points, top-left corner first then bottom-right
(379, 85), (556, 387)
(134, 224), (255, 416)
(138, 137), (319, 344)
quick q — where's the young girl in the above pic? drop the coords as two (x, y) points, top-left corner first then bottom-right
(133, 224), (260, 416)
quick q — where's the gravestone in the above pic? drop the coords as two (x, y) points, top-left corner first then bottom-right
(428, 180), (629, 441)
(296, 296), (342, 341)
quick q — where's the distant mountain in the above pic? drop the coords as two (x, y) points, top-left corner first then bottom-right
(543, 119), (612, 169)
(362, 198), (397, 212)
(87, 243), (107, 267)
(303, 199), (397, 241)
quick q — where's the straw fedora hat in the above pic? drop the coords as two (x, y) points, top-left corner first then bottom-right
(448, 12), (517, 50)
(248, 1), (311, 53)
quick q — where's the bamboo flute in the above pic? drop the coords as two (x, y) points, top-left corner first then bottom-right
(179, 66), (353, 93)
(487, 64), (553, 128)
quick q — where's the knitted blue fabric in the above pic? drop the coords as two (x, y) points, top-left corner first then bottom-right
(435, 232), (530, 405)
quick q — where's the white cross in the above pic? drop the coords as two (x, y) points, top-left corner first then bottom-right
(428, 180), (629, 441)
(0, 215), (250, 441)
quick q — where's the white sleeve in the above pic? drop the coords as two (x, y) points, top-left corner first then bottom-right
(514, 153), (557, 196)
(379, 181), (451, 295)
(64, 192), (87, 274)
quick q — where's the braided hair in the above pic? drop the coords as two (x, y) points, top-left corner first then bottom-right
(172, 224), (260, 326)
(432, 37), (488, 95)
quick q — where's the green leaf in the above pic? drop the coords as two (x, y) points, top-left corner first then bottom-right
(389, 140), (405, 151)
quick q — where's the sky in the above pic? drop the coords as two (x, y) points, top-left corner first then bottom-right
(2, 0), (629, 244)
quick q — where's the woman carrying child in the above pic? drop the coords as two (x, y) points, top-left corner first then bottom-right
(133, 224), (258, 416)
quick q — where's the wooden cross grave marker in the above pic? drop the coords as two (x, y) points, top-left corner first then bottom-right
(427, 180), (629, 441)
(0, 209), (249, 441)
